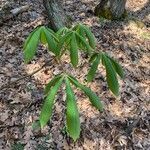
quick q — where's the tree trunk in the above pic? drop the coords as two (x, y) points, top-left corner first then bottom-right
(43, 0), (70, 31)
(94, 0), (127, 20)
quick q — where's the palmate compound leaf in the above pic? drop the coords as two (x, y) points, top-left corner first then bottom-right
(87, 54), (101, 82)
(107, 55), (124, 79)
(102, 53), (119, 96)
(65, 78), (80, 141)
(68, 75), (103, 111)
(40, 77), (64, 128)
(70, 32), (79, 67)
(23, 26), (41, 63)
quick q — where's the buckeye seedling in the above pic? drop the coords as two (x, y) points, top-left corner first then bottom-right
(23, 24), (124, 141)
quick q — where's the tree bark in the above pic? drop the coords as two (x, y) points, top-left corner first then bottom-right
(94, 0), (127, 20)
(43, 0), (70, 31)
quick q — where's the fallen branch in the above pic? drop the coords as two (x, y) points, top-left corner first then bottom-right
(0, 59), (53, 91)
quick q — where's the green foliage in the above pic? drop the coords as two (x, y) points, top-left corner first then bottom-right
(40, 77), (64, 128)
(87, 52), (124, 96)
(39, 74), (103, 141)
(76, 24), (96, 49)
(87, 53), (101, 82)
(23, 23), (124, 141)
(106, 55), (124, 79)
(44, 74), (62, 95)
(102, 53), (119, 96)
(23, 26), (59, 63)
(70, 33), (79, 67)
(65, 78), (80, 141)
(23, 26), (41, 63)
(68, 75), (103, 111)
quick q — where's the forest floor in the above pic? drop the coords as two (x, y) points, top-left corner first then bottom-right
(0, 0), (150, 149)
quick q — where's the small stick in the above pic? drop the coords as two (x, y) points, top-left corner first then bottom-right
(10, 5), (30, 16)
(0, 59), (53, 91)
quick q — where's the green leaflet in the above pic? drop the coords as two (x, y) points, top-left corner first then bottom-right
(46, 27), (57, 38)
(87, 54), (101, 82)
(46, 27), (59, 42)
(23, 27), (41, 63)
(77, 25), (86, 39)
(107, 56), (124, 79)
(102, 54), (119, 96)
(75, 32), (92, 54)
(56, 27), (69, 37)
(76, 25), (88, 51)
(56, 28), (65, 37)
(80, 25), (96, 49)
(23, 26), (40, 50)
(57, 31), (73, 54)
(68, 75), (103, 111)
(40, 77), (64, 128)
(70, 33), (79, 67)
(75, 35), (84, 51)
(44, 28), (59, 56)
(89, 53), (98, 63)
(65, 78), (80, 141)
(40, 27), (47, 44)
(44, 74), (62, 95)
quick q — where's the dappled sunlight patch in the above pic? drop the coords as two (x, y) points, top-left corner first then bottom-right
(123, 20), (147, 39)
(98, 138), (113, 150)
(23, 17), (45, 29)
(108, 101), (124, 118)
(141, 32), (150, 40)
(139, 81), (150, 101)
(83, 17), (99, 27)
(127, 0), (149, 12)
(78, 97), (100, 118)
(24, 60), (54, 85)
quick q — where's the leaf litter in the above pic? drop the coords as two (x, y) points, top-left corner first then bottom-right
(0, 0), (150, 149)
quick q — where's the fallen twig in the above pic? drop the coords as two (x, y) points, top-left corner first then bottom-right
(0, 59), (53, 91)
(10, 5), (30, 16)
